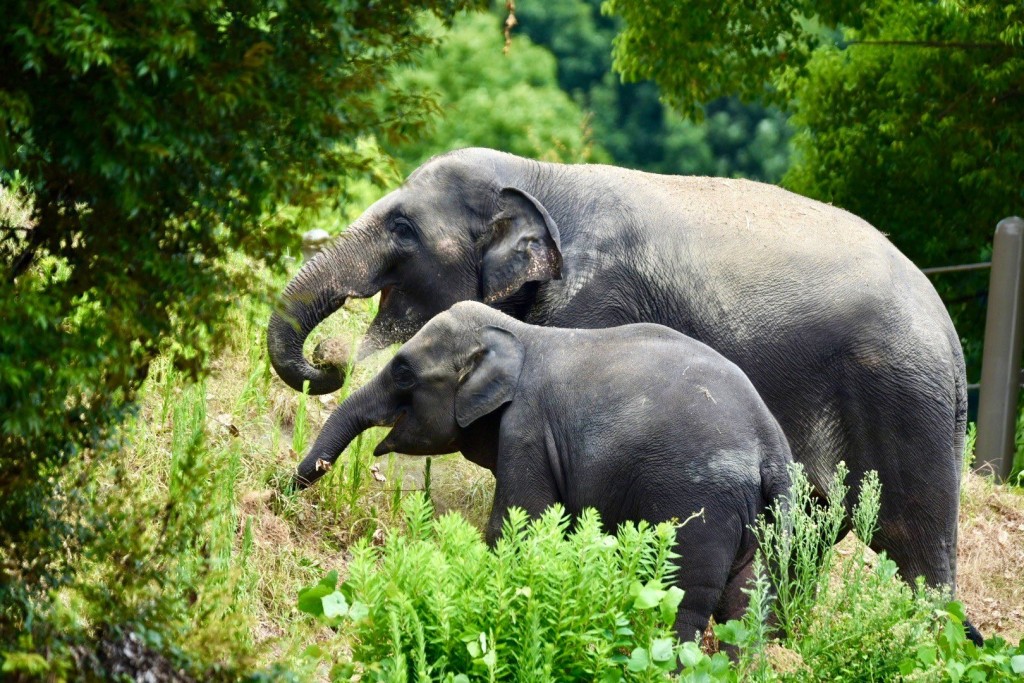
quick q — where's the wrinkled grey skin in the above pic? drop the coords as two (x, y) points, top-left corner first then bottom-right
(295, 301), (794, 642)
(268, 148), (972, 636)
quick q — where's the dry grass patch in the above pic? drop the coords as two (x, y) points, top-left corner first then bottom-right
(957, 471), (1024, 643)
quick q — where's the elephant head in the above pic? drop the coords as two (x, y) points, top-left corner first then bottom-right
(267, 149), (560, 395)
(293, 302), (525, 488)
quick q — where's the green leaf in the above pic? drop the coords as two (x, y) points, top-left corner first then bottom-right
(1011, 655), (1024, 674)
(659, 585), (685, 623)
(633, 580), (666, 610)
(348, 601), (369, 622)
(899, 658), (918, 676)
(297, 573), (339, 616)
(713, 620), (749, 646)
(626, 647), (650, 672)
(650, 637), (675, 662)
(330, 662), (356, 681)
(946, 659), (965, 683)
(322, 590), (349, 619)
(916, 645), (937, 667)
(678, 641), (704, 669)
(1, 653), (49, 674)
(944, 601), (967, 623)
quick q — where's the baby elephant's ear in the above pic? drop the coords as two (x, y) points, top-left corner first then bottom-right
(481, 187), (562, 303)
(455, 325), (525, 428)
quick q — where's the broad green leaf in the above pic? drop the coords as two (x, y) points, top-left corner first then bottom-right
(330, 662), (356, 681)
(322, 590), (349, 619)
(650, 637), (675, 662)
(348, 601), (369, 622)
(626, 647), (650, 672)
(944, 601), (967, 623)
(678, 641), (704, 669)
(660, 586), (685, 623)
(297, 576), (338, 616)
(633, 580), (666, 609)
(713, 620), (749, 646)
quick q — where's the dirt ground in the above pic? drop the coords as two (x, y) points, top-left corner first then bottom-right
(956, 472), (1024, 643)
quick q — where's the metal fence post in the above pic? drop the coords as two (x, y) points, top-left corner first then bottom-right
(975, 216), (1024, 480)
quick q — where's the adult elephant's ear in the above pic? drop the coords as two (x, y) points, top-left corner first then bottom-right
(455, 326), (525, 427)
(481, 188), (562, 303)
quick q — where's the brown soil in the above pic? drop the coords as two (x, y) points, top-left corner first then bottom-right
(956, 473), (1024, 643)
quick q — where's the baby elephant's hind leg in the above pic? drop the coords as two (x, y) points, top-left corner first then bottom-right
(714, 552), (758, 625)
(709, 550), (760, 660)
(671, 522), (739, 644)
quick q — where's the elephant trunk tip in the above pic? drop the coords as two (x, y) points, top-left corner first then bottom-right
(266, 309), (350, 395)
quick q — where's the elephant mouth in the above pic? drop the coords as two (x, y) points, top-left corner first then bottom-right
(373, 410), (406, 457)
(379, 286), (394, 310)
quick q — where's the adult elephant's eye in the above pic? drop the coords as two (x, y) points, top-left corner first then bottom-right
(389, 217), (417, 243)
(392, 361), (417, 390)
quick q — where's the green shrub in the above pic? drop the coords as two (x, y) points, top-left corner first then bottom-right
(899, 602), (1024, 681)
(296, 464), (1024, 682)
(0, 0), (480, 654)
(297, 493), (738, 681)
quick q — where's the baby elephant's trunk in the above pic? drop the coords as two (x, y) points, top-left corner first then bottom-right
(293, 378), (390, 489)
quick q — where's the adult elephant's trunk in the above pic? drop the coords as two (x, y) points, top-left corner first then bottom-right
(267, 227), (385, 395)
(293, 374), (395, 489)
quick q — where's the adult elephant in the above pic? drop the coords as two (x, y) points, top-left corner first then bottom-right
(268, 148), (970, 634)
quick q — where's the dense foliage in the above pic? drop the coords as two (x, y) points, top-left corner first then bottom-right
(300, 468), (1024, 682)
(605, 0), (1024, 373)
(387, 12), (603, 170)
(299, 494), (739, 681)
(0, 0), (482, 664)
(509, 0), (792, 181)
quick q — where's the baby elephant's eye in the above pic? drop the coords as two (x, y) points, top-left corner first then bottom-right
(392, 362), (417, 390)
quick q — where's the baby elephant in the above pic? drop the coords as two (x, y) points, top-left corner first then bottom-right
(294, 301), (792, 642)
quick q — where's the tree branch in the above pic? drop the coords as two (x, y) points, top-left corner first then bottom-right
(847, 39), (1017, 50)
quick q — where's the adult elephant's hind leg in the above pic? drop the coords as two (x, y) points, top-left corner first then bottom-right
(842, 350), (962, 603)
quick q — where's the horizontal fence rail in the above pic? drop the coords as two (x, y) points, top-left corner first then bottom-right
(920, 261), (992, 275)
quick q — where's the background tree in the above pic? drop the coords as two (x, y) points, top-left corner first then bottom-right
(386, 12), (605, 171)
(0, 0), (480, 663)
(605, 0), (1024, 376)
(509, 0), (793, 181)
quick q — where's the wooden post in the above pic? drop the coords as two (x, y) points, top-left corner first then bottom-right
(975, 217), (1024, 480)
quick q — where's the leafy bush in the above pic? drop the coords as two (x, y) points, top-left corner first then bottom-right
(756, 463), (1024, 681)
(899, 602), (1024, 681)
(298, 493), (738, 681)
(296, 465), (1024, 682)
(0, 0), (481, 645)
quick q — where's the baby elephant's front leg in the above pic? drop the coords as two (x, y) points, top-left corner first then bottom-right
(484, 462), (559, 547)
